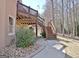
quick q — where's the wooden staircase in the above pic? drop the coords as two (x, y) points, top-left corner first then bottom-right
(46, 26), (53, 37)
(45, 21), (57, 39)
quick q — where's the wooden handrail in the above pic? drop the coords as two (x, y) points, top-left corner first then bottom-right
(17, 1), (38, 16)
(17, 1), (45, 27)
(17, 1), (38, 12)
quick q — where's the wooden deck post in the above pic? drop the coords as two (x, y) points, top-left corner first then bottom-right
(36, 21), (38, 37)
(36, 11), (38, 37)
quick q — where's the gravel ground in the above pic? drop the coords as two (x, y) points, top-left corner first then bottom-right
(0, 39), (46, 58)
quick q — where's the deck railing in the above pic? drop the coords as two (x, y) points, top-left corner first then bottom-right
(17, 1), (38, 16)
(17, 1), (45, 27)
(37, 16), (45, 26)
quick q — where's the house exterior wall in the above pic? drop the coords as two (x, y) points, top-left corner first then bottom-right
(0, 0), (6, 48)
(17, 0), (22, 2)
(6, 0), (17, 46)
(0, 0), (17, 48)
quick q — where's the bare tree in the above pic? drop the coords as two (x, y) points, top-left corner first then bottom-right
(51, 0), (55, 24)
(72, 0), (75, 36)
(61, 0), (64, 35)
(43, 0), (79, 37)
(75, 0), (78, 36)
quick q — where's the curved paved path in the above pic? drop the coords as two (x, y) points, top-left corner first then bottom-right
(33, 40), (66, 58)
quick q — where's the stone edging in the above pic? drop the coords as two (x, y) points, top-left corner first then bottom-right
(25, 45), (46, 58)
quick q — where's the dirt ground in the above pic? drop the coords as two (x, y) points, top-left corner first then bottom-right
(57, 36), (79, 58)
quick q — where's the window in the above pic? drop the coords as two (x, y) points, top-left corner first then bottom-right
(9, 17), (14, 33)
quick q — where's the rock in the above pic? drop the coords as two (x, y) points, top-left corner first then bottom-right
(0, 39), (42, 58)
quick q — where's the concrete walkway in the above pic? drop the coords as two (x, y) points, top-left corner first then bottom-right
(32, 40), (67, 58)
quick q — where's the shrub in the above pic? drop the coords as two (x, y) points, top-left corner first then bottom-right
(40, 31), (46, 38)
(16, 28), (35, 48)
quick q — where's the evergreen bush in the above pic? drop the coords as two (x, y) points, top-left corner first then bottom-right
(16, 28), (35, 48)
(40, 31), (46, 38)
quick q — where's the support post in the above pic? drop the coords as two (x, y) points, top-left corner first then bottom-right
(36, 20), (38, 37)
(36, 12), (38, 37)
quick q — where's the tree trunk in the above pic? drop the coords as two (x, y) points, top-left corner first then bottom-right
(62, 0), (64, 35)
